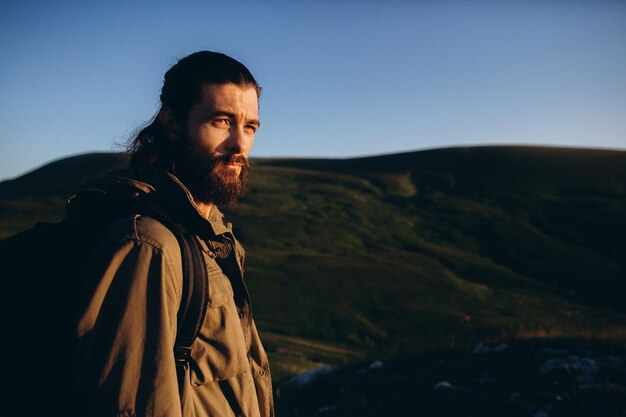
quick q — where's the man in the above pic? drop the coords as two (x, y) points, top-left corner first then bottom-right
(71, 51), (273, 417)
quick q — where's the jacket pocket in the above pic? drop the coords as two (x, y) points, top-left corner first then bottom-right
(189, 262), (249, 385)
(250, 359), (274, 417)
(205, 263), (234, 307)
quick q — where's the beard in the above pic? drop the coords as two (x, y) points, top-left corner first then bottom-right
(173, 142), (250, 207)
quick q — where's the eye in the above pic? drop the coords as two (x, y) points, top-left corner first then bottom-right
(244, 124), (258, 134)
(211, 117), (231, 128)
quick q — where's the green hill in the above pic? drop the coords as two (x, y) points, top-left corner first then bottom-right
(1, 146), (625, 382)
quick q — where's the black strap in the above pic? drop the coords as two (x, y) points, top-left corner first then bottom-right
(134, 205), (208, 366)
(171, 221), (208, 362)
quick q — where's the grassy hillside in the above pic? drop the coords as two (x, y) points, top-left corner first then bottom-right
(0, 152), (131, 238)
(1, 146), (625, 382)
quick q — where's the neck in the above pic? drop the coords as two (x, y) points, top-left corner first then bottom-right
(195, 200), (212, 219)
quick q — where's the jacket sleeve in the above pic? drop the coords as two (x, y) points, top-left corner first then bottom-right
(76, 217), (183, 417)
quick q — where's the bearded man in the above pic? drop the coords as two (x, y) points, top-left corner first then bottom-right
(71, 51), (273, 417)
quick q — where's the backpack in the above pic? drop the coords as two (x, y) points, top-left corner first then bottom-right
(0, 201), (208, 416)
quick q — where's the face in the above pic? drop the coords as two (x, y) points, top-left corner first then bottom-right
(172, 83), (260, 206)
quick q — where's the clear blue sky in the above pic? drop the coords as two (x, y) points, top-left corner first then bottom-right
(1, 0), (625, 181)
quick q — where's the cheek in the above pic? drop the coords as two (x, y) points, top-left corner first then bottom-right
(243, 135), (256, 156)
(192, 126), (225, 152)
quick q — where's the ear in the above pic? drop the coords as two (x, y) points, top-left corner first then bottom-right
(159, 107), (180, 141)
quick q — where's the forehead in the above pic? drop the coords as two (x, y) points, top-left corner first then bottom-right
(197, 83), (259, 114)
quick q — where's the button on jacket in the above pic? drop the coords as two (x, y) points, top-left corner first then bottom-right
(72, 167), (273, 417)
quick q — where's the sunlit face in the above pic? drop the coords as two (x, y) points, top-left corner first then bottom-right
(185, 83), (259, 173)
(173, 83), (260, 206)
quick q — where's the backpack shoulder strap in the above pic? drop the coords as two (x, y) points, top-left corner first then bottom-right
(136, 206), (208, 365)
(170, 221), (209, 363)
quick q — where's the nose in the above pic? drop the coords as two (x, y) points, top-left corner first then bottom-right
(225, 125), (252, 155)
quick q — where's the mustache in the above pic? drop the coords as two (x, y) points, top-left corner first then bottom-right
(181, 144), (249, 168)
(215, 154), (249, 166)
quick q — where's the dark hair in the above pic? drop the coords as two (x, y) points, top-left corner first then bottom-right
(129, 51), (261, 169)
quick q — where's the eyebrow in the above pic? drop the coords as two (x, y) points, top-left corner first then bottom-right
(208, 111), (261, 128)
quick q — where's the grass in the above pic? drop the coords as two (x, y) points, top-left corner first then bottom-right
(1, 146), (625, 384)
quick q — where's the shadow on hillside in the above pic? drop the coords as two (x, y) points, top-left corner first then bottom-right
(275, 338), (626, 417)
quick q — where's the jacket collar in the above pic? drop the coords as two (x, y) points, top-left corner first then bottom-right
(136, 166), (233, 238)
(68, 166), (233, 240)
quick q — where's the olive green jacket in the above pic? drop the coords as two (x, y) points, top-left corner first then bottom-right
(72, 167), (273, 417)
